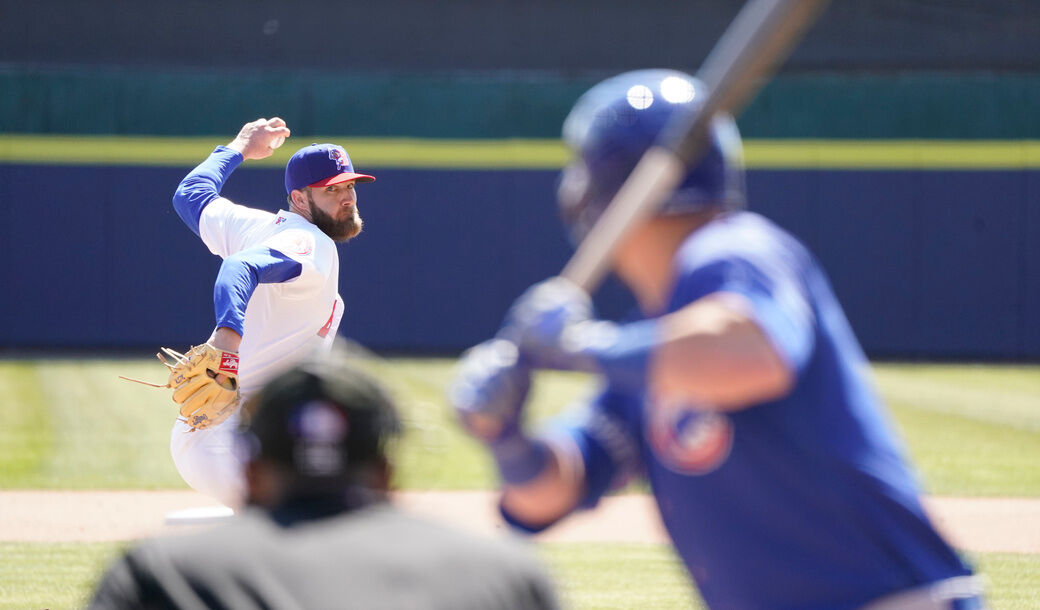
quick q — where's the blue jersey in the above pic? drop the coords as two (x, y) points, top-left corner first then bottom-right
(560, 211), (973, 609)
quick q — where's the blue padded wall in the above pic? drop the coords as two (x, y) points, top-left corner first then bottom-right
(2, 165), (1036, 358)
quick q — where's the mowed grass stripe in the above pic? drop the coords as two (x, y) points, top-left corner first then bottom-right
(19, 360), (185, 489)
(1, 541), (1035, 610)
(874, 364), (1040, 431)
(874, 364), (1040, 495)
(0, 359), (1037, 495)
(0, 365), (52, 483)
(3, 135), (1040, 169)
(971, 552), (1040, 610)
(539, 543), (702, 610)
(348, 355), (595, 491)
(0, 542), (125, 610)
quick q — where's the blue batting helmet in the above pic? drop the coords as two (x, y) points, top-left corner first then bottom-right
(557, 69), (746, 243)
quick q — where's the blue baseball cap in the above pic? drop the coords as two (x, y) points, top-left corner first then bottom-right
(284, 143), (375, 194)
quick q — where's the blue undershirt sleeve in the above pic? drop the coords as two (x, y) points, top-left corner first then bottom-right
(172, 146), (244, 237)
(500, 389), (641, 533)
(213, 247), (303, 336)
(562, 390), (641, 508)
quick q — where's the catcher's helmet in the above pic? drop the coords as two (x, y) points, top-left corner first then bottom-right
(557, 69), (746, 243)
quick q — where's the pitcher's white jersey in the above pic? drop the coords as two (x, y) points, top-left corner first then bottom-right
(199, 198), (344, 398)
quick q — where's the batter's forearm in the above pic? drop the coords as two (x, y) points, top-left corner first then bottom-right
(500, 443), (585, 531)
(652, 293), (794, 409)
(172, 146), (244, 237)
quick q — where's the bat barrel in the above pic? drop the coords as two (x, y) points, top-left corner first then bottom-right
(561, 0), (830, 294)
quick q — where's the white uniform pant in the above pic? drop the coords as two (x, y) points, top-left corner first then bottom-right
(170, 410), (245, 508)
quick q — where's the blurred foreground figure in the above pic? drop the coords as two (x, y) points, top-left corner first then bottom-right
(451, 69), (985, 609)
(92, 347), (559, 610)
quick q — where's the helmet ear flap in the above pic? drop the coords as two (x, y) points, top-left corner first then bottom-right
(558, 160), (618, 246)
(557, 160), (590, 242)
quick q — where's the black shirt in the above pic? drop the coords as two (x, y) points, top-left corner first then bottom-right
(89, 501), (559, 610)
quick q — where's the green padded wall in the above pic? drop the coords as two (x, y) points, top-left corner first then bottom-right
(3, 67), (1038, 140)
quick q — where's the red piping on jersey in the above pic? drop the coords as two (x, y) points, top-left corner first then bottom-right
(317, 300), (337, 338)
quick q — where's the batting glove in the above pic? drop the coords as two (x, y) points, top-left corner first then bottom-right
(450, 339), (531, 442)
(449, 339), (550, 485)
(502, 277), (660, 391)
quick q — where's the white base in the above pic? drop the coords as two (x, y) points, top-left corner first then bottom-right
(164, 505), (235, 526)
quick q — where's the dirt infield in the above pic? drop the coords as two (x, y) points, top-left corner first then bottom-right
(2, 490), (1038, 553)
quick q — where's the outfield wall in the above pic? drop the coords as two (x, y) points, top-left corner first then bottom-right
(3, 64), (1037, 358)
(2, 150), (1037, 358)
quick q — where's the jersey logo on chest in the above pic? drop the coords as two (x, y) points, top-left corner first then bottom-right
(646, 397), (733, 475)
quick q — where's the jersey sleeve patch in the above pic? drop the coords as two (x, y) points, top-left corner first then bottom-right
(266, 229), (316, 259)
(285, 232), (314, 256)
(266, 228), (338, 281)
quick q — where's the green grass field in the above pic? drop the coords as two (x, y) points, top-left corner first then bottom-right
(3, 543), (1038, 610)
(1, 358), (1038, 608)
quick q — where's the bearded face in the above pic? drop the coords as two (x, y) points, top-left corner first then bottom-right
(305, 186), (363, 242)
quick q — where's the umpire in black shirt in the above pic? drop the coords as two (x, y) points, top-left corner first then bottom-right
(90, 348), (560, 610)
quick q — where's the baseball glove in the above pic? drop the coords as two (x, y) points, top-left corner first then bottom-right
(120, 343), (241, 431)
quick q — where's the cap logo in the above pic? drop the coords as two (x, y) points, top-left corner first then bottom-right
(294, 401), (348, 442)
(328, 147), (350, 172)
(291, 401), (350, 477)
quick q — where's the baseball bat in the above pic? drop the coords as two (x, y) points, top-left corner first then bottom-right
(560, 0), (830, 292)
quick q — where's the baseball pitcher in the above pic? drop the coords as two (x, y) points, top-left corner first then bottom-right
(135, 118), (375, 507)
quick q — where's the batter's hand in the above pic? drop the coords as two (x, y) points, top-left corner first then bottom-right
(227, 117), (291, 160)
(501, 277), (606, 373)
(449, 339), (532, 442)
